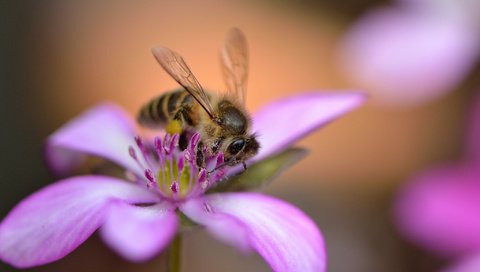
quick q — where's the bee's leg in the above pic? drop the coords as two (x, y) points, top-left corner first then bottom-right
(179, 131), (189, 150)
(211, 138), (223, 153)
(242, 161), (247, 171)
(167, 107), (189, 135)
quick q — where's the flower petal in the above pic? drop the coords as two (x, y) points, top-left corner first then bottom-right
(0, 176), (158, 268)
(394, 163), (480, 257)
(252, 92), (365, 161)
(44, 103), (143, 176)
(467, 92), (480, 160)
(340, 6), (479, 106)
(181, 193), (326, 272)
(443, 253), (480, 272)
(181, 198), (252, 253)
(100, 201), (178, 262)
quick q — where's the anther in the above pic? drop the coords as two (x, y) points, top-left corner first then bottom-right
(215, 152), (224, 167)
(127, 132), (227, 200)
(198, 168), (207, 184)
(144, 169), (156, 188)
(134, 136), (144, 150)
(169, 134), (179, 152)
(188, 133), (201, 152)
(184, 150), (193, 162)
(177, 156), (185, 177)
(170, 181), (179, 193)
(128, 146), (137, 160)
(154, 136), (162, 151)
(144, 169), (155, 183)
(163, 134), (171, 153)
(198, 168), (208, 189)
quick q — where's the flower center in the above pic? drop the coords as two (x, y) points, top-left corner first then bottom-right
(128, 133), (226, 201)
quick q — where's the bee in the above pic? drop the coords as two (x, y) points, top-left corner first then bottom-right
(138, 28), (259, 169)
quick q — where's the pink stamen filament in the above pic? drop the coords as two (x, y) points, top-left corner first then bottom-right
(127, 133), (227, 201)
(135, 136), (157, 173)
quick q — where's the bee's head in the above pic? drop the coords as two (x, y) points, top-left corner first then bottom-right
(224, 134), (260, 165)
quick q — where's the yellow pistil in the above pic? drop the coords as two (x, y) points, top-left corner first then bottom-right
(157, 158), (192, 198)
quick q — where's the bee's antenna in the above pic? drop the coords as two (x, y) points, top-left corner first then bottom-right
(208, 162), (228, 175)
(207, 160), (247, 176)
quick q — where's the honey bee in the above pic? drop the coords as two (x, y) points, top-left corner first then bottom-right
(138, 28), (259, 169)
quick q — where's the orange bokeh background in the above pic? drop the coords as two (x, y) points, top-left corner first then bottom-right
(1, 1), (477, 271)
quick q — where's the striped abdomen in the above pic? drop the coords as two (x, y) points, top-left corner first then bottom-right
(137, 89), (196, 128)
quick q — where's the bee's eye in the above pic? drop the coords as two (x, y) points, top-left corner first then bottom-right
(228, 139), (245, 155)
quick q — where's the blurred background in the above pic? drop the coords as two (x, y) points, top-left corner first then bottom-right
(1, 0), (479, 271)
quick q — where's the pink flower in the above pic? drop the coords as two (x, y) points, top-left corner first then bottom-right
(339, 0), (480, 106)
(0, 92), (365, 271)
(394, 93), (480, 268)
(443, 254), (480, 272)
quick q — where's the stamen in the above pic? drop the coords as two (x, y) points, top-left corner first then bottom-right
(127, 132), (227, 201)
(154, 136), (165, 169)
(188, 159), (196, 189)
(134, 135), (144, 150)
(169, 164), (175, 193)
(170, 181), (179, 193)
(128, 146), (137, 160)
(198, 168), (207, 184)
(128, 145), (148, 172)
(135, 135), (156, 172)
(184, 149), (193, 162)
(215, 152), (224, 168)
(145, 169), (154, 181)
(198, 168), (208, 189)
(177, 156), (184, 182)
(188, 133), (201, 153)
(163, 134), (171, 154)
(169, 134), (179, 154)
(154, 136), (162, 151)
(144, 169), (156, 188)
(163, 133), (178, 155)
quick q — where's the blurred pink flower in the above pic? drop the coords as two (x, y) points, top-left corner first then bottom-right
(394, 93), (480, 265)
(339, 0), (480, 106)
(443, 254), (480, 272)
(0, 92), (365, 271)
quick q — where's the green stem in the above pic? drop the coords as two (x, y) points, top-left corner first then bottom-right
(167, 234), (182, 272)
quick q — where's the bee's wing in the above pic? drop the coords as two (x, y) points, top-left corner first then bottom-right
(220, 27), (249, 105)
(152, 46), (216, 119)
